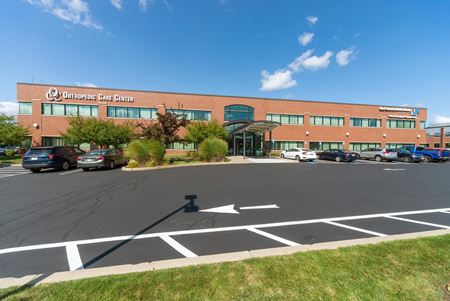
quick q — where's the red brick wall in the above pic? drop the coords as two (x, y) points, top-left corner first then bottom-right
(16, 83), (428, 150)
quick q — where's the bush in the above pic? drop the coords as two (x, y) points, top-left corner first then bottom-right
(270, 150), (282, 158)
(145, 160), (157, 168)
(125, 139), (165, 166)
(5, 149), (15, 157)
(126, 160), (139, 168)
(198, 137), (228, 162)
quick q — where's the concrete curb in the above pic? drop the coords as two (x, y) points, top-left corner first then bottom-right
(0, 229), (448, 289)
(121, 160), (249, 171)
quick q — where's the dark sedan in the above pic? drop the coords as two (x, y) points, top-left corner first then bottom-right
(77, 149), (127, 171)
(319, 149), (357, 162)
(395, 148), (424, 163)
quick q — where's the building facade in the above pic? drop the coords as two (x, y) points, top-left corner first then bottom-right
(426, 124), (450, 149)
(16, 83), (428, 154)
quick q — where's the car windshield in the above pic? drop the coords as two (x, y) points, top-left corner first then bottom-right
(26, 148), (52, 155)
(86, 150), (110, 155)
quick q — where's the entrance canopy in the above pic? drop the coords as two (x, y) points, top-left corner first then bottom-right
(225, 120), (281, 135)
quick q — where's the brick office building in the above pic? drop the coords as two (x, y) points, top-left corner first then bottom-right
(16, 83), (428, 154)
(426, 124), (450, 149)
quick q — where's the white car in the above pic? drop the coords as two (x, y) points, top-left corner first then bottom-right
(280, 148), (317, 162)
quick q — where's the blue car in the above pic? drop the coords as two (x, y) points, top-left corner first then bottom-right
(22, 146), (85, 172)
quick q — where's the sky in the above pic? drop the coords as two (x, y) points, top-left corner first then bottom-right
(0, 0), (449, 125)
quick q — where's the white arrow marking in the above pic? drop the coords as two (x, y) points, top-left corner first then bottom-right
(199, 204), (239, 214)
(240, 204), (279, 210)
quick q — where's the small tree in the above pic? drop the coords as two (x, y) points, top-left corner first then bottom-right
(185, 120), (228, 145)
(63, 117), (134, 148)
(0, 114), (29, 146)
(137, 111), (189, 145)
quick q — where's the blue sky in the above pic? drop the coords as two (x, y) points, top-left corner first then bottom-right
(0, 0), (449, 124)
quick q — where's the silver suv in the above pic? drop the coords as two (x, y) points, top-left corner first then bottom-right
(354, 148), (398, 162)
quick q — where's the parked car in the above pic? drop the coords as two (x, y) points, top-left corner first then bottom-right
(0, 145), (19, 156)
(395, 148), (424, 163)
(319, 149), (357, 162)
(404, 146), (449, 162)
(22, 146), (85, 172)
(353, 148), (398, 162)
(77, 149), (127, 171)
(280, 148), (317, 162)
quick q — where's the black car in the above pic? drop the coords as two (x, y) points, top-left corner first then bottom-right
(395, 148), (424, 163)
(22, 146), (85, 172)
(319, 149), (357, 162)
(77, 149), (128, 171)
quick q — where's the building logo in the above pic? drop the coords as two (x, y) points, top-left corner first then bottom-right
(46, 88), (62, 102)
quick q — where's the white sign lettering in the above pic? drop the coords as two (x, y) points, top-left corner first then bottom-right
(45, 87), (134, 103)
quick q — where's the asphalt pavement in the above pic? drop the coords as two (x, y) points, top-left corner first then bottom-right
(0, 161), (449, 279)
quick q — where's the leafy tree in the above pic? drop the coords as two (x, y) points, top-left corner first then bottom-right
(63, 117), (134, 148)
(0, 114), (29, 146)
(185, 120), (228, 145)
(137, 111), (189, 145)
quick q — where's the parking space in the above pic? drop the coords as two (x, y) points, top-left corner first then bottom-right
(0, 166), (30, 179)
(0, 162), (449, 281)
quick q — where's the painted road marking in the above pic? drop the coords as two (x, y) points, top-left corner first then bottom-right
(200, 204), (239, 214)
(0, 167), (30, 179)
(1, 207), (449, 256)
(66, 243), (84, 271)
(441, 210), (450, 214)
(324, 221), (387, 237)
(383, 168), (406, 171)
(240, 204), (279, 210)
(159, 235), (198, 258)
(59, 169), (82, 176)
(247, 228), (299, 246)
(385, 216), (449, 229)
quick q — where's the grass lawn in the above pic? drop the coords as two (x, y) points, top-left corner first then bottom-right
(1, 235), (449, 300)
(0, 155), (22, 165)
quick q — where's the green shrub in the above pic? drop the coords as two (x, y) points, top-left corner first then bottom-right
(125, 139), (165, 166)
(186, 150), (199, 159)
(148, 139), (165, 165)
(270, 150), (282, 157)
(198, 137), (228, 162)
(126, 160), (139, 168)
(5, 149), (15, 157)
(145, 160), (157, 168)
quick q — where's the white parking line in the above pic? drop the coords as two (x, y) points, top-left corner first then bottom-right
(240, 204), (279, 210)
(441, 210), (450, 214)
(1, 207), (449, 256)
(385, 216), (449, 229)
(383, 168), (406, 171)
(159, 235), (198, 258)
(247, 228), (299, 246)
(59, 169), (82, 176)
(324, 221), (387, 237)
(65, 243), (84, 271)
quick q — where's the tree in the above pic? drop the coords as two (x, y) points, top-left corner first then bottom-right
(62, 117), (134, 148)
(185, 120), (228, 145)
(0, 114), (29, 146)
(137, 111), (189, 145)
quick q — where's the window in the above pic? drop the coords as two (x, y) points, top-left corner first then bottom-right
(434, 132), (441, 137)
(166, 141), (196, 150)
(310, 116), (344, 126)
(224, 105), (254, 121)
(420, 144), (429, 148)
(350, 118), (381, 128)
(272, 141), (304, 150)
(446, 132), (450, 137)
(446, 143), (450, 148)
(310, 142), (343, 151)
(42, 104), (98, 117)
(168, 109), (211, 121)
(387, 119), (416, 129)
(18, 102), (32, 115)
(420, 121), (426, 129)
(434, 143), (441, 148)
(42, 137), (65, 146)
(107, 106), (156, 119)
(266, 114), (304, 125)
(349, 143), (381, 151)
(386, 143), (415, 149)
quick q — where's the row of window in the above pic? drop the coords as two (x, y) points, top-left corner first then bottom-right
(426, 132), (450, 137)
(42, 104), (98, 117)
(386, 120), (416, 129)
(167, 109), (211, 121)
(310, 116), (345, 126)
(266, 114), (304, 125)
(272, 141), (304, 150)
(348, 143), (381, 151)
(107, 106), (157, 119)
(349, 118), (381, 128)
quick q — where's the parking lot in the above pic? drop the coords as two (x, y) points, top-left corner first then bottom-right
(0, 161), (449, 280)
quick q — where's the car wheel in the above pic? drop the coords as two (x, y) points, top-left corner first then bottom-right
(280, 154), (285, 159)
(61, 160), (70, 171)
(375, 156), (382, 162)
(423, 155), (432, 163)
(403, 157), (410, 163)
(30, 168), (40, 173)
(110, 160), (115, 169)
(82, 168), (90, 172)
(295, 155), (301, 162)
(335, 156), (342, 162)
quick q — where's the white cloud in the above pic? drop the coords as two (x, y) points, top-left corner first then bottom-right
(336, 47), (357, 66)
(301, 50), (334, 71)
(0, 102), (19, 116)
(76, 82), (97, 87)
(139, 0), (155, 11)
(298, 32), (314, 46)
(25, 0), (102, 30)
(110, 0), (123, 10)
(260, 69), (297, 91)
(432, 115), (450, 124)
(307, 15), (318, 25)
(288, 49), (314, 72)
